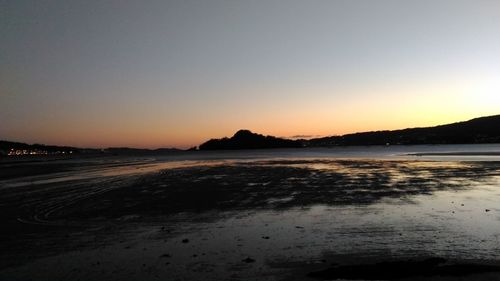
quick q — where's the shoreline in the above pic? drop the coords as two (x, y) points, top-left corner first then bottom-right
(409, 151), (500, 156)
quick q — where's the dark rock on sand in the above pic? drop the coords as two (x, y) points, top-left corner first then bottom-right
(243, 257), (256, 263)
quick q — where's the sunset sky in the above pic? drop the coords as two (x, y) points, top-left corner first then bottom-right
(1, 0), (500, 148)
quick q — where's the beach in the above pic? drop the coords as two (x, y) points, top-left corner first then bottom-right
(1, 146), (500, 280)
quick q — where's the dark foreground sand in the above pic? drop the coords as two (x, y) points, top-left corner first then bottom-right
(1, 157), (500, 280)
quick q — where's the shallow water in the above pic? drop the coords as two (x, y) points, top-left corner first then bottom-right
(1, 145), (500, 280)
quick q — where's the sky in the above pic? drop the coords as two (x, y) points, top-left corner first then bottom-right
(1, 0), (500, 149)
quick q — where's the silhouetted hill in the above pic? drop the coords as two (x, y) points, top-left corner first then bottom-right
(198, 115), (500, 150)
(199, 130), (303, 150)
(309, 115), (500, 146)
(3, 114), (499, 155)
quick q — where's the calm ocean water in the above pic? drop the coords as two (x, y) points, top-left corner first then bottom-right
(155, 143), (500, 161)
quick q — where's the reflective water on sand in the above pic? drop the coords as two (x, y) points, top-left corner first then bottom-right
(1, 145), (500, 280)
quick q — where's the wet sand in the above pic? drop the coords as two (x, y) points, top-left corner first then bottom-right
(1, 156), (500, 280)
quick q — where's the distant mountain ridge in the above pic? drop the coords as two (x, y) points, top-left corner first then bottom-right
(308, 114), (500, 146)
(199, 114), (500, 150)
(104, 147), (184, 155)
(2, 114), (500, 154)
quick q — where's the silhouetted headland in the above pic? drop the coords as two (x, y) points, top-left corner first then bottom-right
(199, 130), (303, 150)
(199, 114), (500, 150)
(2, 114), (500, 155)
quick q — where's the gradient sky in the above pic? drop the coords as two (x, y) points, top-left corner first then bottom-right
(1, 0), (500, 148)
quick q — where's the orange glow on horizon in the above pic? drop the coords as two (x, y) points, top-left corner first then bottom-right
(3, 69), (499, 149)
(7, 109), (497, 150)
